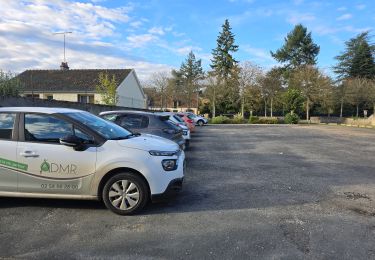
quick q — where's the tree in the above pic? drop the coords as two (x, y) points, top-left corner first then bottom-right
(368, 80), (375, 116)
(271, 24), (320, 71)
(149, 72), (170, 109)
(283, 88), (304, 115)
(180, 51), (204, 108)
(289, 65), (331, 121)
(345, 77), (370, 117)
(0, 70), (20, 96)
(211, 19), (239, 81)
(238, 61), (262, 117)
(334, 32), (375, 80)
(210, 19), (240, 113)
(259, 67), (283, 117)
(96, 72), (118, 105)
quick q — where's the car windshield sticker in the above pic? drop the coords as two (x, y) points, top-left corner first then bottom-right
(0, 157), (28, 171)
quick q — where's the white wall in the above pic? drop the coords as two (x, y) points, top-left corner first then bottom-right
(116, 70), (146, 108)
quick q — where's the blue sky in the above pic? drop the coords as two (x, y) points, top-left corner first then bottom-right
(0, 0), (374, 80)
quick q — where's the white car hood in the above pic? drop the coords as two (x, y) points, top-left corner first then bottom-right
(116, 134), (179, 152)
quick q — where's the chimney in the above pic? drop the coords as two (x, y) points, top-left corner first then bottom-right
(60, 62), (69, 70)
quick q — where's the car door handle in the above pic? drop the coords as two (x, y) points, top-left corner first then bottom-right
(20, 151), (39, 158)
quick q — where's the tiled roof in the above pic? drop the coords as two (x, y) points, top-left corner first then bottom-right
(17, 69), (132, 92)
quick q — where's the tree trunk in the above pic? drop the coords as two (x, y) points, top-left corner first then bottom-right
(241, 95), (244, 118)
(270, 98), (273, 117)
(212, 87), (216, 118)
(264, 100), (267, 117)
(356, 104), (359, 118)
(373, 103), (375, 117)
(306, 99), (310, 123)
(340, 99), (343, 118)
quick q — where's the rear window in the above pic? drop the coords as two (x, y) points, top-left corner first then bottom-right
(163, 120), (181, 132)
(118, 114), (149, 129)
(0, 113), (16, 140)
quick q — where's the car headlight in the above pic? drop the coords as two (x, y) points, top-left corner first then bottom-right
(149, 150), (179, 156)
(162, 159), (177, 171)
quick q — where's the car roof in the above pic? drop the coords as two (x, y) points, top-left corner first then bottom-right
(0, 107), (85, 114)
(99, 110), (157, 116)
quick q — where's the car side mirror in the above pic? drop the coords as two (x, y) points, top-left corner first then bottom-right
(60, 135), (83, 148)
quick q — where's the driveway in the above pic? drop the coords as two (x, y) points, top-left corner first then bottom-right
(1, 125), (375, 259)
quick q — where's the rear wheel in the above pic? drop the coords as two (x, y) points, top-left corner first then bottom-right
(102, 172), (149, 215)
(197, 120), (204, 126)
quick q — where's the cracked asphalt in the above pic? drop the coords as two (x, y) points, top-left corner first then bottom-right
(1, 124), (375, 259)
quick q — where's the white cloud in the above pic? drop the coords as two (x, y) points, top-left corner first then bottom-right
(0, 0), (175, 80)
(337, 13), (352, 21)
(356, 4), (366, 10)
(126, 34), (158, 48)
(287, 13), (316, 24)
(337, 6), (347, 11)
(293, 0), (304, 5)
(243, 45), (273, 62)
(148, 26), (165, 35)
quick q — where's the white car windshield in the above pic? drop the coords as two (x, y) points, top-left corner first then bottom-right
(66, 112), (132, 140)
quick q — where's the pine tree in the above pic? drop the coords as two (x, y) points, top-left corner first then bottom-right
(210, 19), (240, 113)
(211, 19), (239, 81)
(271, 24), (320, 70)
(334, 32), (375, 80)
(180, 51), (204, 108)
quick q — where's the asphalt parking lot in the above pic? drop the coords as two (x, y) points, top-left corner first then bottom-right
(1, 124), (375, 259)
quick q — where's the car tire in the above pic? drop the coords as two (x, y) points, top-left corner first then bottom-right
(198, 120), (204, 126)
(102, 172), (149, 215)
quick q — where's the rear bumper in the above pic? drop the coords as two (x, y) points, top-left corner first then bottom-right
(151, 178), (183, 202)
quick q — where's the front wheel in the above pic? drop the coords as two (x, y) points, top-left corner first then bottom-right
(197, 120), (204, 126)
(102, 172), (149, 215)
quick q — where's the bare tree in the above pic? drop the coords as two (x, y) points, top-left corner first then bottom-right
(149, 71), (171, 109)
(259, 67), (283, 117)
(238, 61), (262, 117)
(204, 73), (220, 117)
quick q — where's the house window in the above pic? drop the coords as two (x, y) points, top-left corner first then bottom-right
(78, 95), (94, 104)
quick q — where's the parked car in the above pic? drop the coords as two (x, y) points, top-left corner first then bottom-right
(176, 113), (196, 132)
(186, 112), (208, 126)
(0, 107), (185, 215)
(158, 112), (191, 148)
(99, 110), (186, 149)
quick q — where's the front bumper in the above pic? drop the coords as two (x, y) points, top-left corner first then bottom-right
(151, 177), (184, 202)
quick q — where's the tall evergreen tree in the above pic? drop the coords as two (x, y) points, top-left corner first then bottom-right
(210, 19), (240, 113)
(271, 24), (320, 70)
(180, 51), (204, 108)
(334, 32), (375, 80)
(211, 19), (239, 81)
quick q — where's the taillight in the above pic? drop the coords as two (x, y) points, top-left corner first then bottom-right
(187, 119), (193, 124)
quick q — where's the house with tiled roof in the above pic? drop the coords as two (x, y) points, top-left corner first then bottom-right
(16, 67), (146, 109)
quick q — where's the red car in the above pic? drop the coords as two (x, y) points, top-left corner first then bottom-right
(177, 113), (196, 132)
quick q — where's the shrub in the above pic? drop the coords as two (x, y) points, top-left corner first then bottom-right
(284, 113), (299, 124)
(211, 116), (230, 124)
(258, 117), (279, 124)
(248, 116), (260, 124)
(231, 113), (246, 124)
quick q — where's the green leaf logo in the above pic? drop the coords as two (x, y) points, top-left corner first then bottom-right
(40, 160), (50, 174)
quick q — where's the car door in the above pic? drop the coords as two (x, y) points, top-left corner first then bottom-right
(16, 113), (97, 195)
(0, 112), (19, 192)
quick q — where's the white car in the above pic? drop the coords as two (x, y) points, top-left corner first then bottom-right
(158, 112), (191, 148)
(186, 112), (208, 126)
(0, 107), (185, 215)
